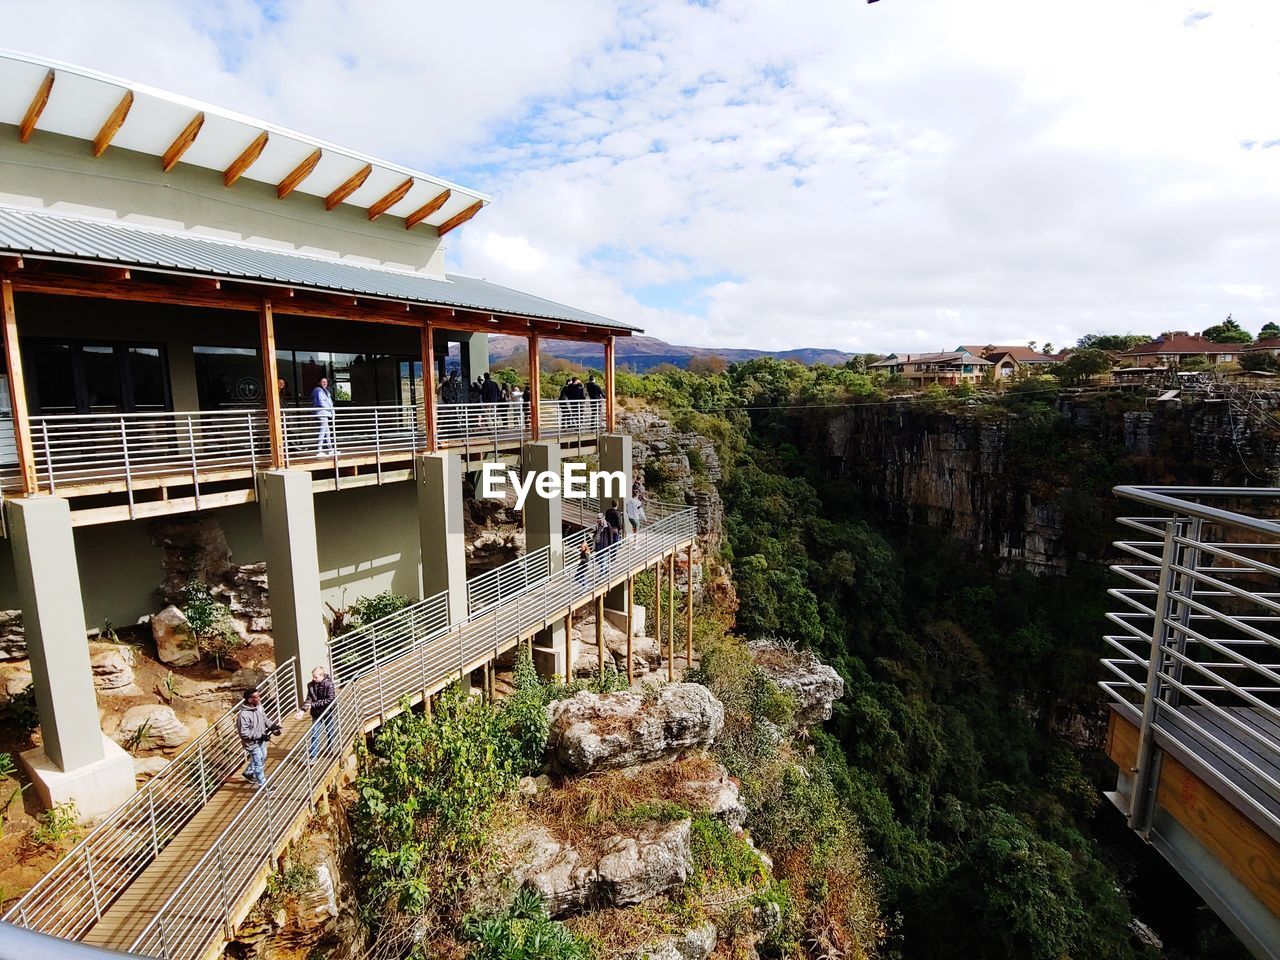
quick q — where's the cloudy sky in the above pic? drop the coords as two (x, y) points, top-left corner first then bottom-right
(5, 0), (1280, 353)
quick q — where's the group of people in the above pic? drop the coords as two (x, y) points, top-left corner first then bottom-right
(556, 375), (605, 431)
(576, 472), (647, 585)
(236, 665), (337, 788)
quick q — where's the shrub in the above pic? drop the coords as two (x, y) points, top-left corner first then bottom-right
(349, 591), (413, 628)
(182, 581), (246, 669)
(1, 686), (40, 738)
(689, 814), (767, 893)
(462, 888), (594, 960)
(30, 800), (79, 848)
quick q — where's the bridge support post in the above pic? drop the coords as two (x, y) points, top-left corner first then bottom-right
(598, 434), (639, 636)
(259, 470), (328, 692)
(9, 496), (135, 819)
(416, 452), (468, 625)
(525, 441), (568, 680)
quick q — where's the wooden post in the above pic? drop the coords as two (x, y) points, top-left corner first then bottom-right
(604, 335), (616, 433)
(626, 574), (635, 687)
(564, 612), (572, 684)
(528, 332), (542, 440)
(686, 541), (694, 668)
(259, 299), (284, 468)
(596, 594), (605, 676)
(1, 278), (36, 494)
(422, 323), (437, 452)
(658, 559), (670, 681)
(668, 552), (676, 676)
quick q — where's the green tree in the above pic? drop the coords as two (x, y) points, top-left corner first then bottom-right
(1076, 333), (1150, 351)
(1260, 321), (1280, 339)
(1240, 351), (1278, 372)
(1202, 314), (1252, 344)
(1052, 348), (1113, 384)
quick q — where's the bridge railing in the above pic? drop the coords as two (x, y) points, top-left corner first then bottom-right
(1099, 485), (1280, 839)
(125, 503), (697, 959)
(538, 399), (605, 442)
(435, 401), (528, 450)
(4, 661), (298, 941)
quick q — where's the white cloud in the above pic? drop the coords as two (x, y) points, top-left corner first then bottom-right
(3, 0), (1280, 352)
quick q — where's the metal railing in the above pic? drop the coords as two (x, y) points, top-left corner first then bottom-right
(28, 410), (271, 505)
(280, 405), (426, 475)
(538, 399), (605, 442)
(5, 662), (297, 941)
(1100, 485), (1280, 840)
(123, 502), (696, 959)
(435, 401), (529, 450)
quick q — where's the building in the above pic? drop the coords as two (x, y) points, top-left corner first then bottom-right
(1116, 332), (1239, 368)
(957, 344), (1057, 378)
(868, 349), (992, 386)
(1244, 337), (1280, 358)
(0, 49), (689, 839)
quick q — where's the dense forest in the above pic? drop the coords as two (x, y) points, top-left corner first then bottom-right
(601, 359), (1252, 960)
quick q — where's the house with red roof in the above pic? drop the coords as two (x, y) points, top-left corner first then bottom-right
(1115, 333), (1240, 368)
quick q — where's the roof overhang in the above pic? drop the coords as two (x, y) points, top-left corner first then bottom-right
(0, 49), (490, 234)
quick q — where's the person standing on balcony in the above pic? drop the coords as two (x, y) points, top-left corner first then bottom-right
(481, 372), (502, 433)
(565, 376), (587, 430)
(311, 376), (337, 456)
(295, 666), (337, 758)
(237, 688), (279, 787)
(585, 374), (605, 430)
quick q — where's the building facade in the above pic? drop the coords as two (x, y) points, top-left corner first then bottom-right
(869, 349), (992, 386)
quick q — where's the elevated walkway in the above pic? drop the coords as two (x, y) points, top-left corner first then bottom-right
(4, 500), (697, 960)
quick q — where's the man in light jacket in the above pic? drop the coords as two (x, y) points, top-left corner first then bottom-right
(237, 689), (279, 787)
(311, 376), (336, 456)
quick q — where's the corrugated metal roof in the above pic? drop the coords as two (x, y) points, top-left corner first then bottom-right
(0, 205), (636, 332)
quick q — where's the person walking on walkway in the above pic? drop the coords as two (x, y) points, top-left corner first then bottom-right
(594, 514), (614, 577)
(576, 538), (591, 587)
(605, 499), (623, 542)
(311, 376), (336, 457)
(238, 688), (279, 787)
(295, 666), (337, 758)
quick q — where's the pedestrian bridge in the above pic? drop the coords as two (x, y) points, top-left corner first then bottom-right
(1101, 486), (1280, 960)
(1, 498), (697, 960)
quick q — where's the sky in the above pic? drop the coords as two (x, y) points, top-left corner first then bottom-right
(4, 0), (1280, 354)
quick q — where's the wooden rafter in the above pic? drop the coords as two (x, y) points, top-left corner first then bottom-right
(436, 200), (484, 237)
(223, 131), (269, 187)
(18, 69), (55, 143)
(276, 148), (322, 199)
(161, 112), (205, 172)
(367, 177), (414, 221)
(404, 189), (450, 229)
(91, 90), (134, 157)
(324, 163), (372, 210)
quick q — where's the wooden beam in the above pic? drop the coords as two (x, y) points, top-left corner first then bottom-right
(421, 322), (437, 452)
(528, 332), (542, 439)
(91, 90), (134, 157)
(668, 553), (676, 676)
(686, 541), (694, 668)
(626, 575), (634, 686)
(161, 112), (204, 172)
(368, 177), (414, 221)
(276, 148), (322, 199)
(436, 200), (484, 237)
(1, 278), (37, 494)
(224, 131), (269, 187)
(18, 70), (54, 143)
(324, 163), (372, 210)
(0, 256), (23, 273)
(259, 300), (284, 468)
(658, 560), (668, 681)
(604, 335), (616, 432)
(405, 189), (450, 229)
(597, 595), (606, 676)
(564, 612), (573, 684)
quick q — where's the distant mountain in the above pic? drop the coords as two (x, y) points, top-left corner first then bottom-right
(489, 334), (857, 371)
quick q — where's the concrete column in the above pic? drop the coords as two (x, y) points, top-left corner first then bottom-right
(416, 452), (468, 625)
(461, 331), (489, 383)
(525, 440), (565, 679)
(10, 497), (134, 818)
(599, 433), (635, 625)
(259, 470), (328, 688)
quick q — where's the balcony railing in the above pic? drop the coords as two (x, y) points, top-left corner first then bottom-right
(1100, 485), (1280, 840)
(0, 402), (614, 500)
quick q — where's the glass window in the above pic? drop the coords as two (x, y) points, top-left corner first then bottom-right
(194, 346), (261, 410)
(127, 347), (167, 410)
(329, 352), (358, 404)
(294, 351), (329, 403)
(25, 342), (76, 414)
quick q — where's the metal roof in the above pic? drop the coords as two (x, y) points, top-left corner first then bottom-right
(0, 205), (636, 332)
(0, 49), (489, 231)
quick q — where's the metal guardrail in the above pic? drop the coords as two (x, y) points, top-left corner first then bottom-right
(1100, 485), (1280, 840)
(4, 504), (696, 959)
(538, 399), (605, 442)
(436, 401), (528, 451)
(4, 661), (297, 941)
(280, 405), (426, 474)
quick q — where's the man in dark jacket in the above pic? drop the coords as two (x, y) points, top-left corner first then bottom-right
(296, 666), (337, 758)
(481, 372), (503, 403)
(605, 499), (623, 542)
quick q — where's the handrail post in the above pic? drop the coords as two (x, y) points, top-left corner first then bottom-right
(197, 740), (209, 802)
(1127, 517), (1180, 834)
(186, 414), (201, 510)
(146, 789), (160, 856)
(120, 418), (135, 518)
(84, 848), (102, 920)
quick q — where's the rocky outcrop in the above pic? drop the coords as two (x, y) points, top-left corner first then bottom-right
(90, 642), (139, 695)
(507, 819), (693, 917)
(546, 686), (725, 774)
(680, 762), (748, 831)
(570, 612), (661, 679)
(152, 605), (200, 666)
(750, 642), (844, 725)
(617, 410), (724, 547)
(628, 923), (718, 960)
(0, 611), (24, 662)
(118, 704), (190, 750)
(150, 515), (272, 637)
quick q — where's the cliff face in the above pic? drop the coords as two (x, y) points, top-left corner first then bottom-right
(817, 395), (1280, 574)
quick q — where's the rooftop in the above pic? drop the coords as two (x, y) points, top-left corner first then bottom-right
(1120, 333), (1234, 355)
(0, 49), (489, 235)
(870, 351), (993, 367)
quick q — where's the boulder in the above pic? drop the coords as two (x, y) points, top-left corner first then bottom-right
(571, 615), (657, 679)
(90, 642), (138, 694)
(118, 704), (190, 751)
(546, 685), (724, 774)
(507, 824), (594, 916)
(750, 642), (844, 725)
(133, 756), (170, 780)
(596, 819), (692, 907)
(628, 923), (717, 960)
(0, 662), (32, 699)
(0, 610), (25, 661)
(681, 764), (748, 831)
(152, 605), (200, 667)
